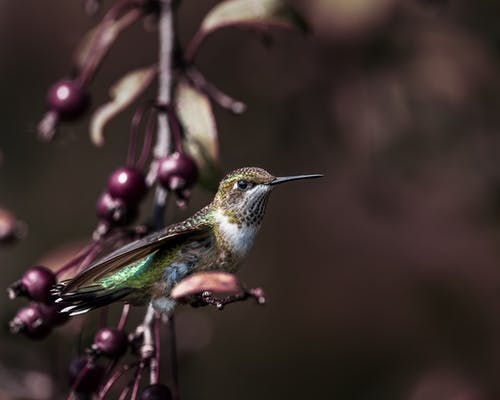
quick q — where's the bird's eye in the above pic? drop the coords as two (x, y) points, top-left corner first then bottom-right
(237, 179), (249, 190)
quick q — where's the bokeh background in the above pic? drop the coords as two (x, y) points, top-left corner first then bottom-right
(3, 0), (500, 399)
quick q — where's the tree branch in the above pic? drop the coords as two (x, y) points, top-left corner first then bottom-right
(152, 0), (175, 228)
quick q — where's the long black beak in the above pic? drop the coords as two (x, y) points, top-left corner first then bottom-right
(269, 174), (323, 186)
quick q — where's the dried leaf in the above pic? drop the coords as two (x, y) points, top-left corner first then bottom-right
(171, 272), (240, 300)
(74, 9), (141, 71)
(200, 0), (307, 35)
(175, 80), (221, 191)
(90, 65), (157, 146)
(74, 26), (101, 70)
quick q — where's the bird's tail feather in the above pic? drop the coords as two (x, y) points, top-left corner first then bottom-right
(54, 285), (133, 316)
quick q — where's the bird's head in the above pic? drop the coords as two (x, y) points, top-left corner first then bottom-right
(213, 167), (322, 226)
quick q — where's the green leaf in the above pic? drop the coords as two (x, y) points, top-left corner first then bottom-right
(175, 80), (221, 192)
(201, 0), (308, 35)
(90, 65), (157, 146)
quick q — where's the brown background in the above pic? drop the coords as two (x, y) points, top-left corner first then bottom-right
(2, 0), (500, 399)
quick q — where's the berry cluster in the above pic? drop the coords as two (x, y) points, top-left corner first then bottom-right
(97, 167), (147, 226)
(6, 0), (306, 397)
(8, 266), (68, 339)
(10, 94), (198, 398)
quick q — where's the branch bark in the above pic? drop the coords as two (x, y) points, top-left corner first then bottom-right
(152, 0), (174, 228)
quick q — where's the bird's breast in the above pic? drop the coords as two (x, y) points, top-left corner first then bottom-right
(214, 209), (259, 258)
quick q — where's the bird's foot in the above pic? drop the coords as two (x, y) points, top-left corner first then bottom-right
(199, 287), (266, 310)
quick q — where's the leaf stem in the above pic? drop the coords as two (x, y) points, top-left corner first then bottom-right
(186, 66), (246, 114)
(79, 8), (142, 86)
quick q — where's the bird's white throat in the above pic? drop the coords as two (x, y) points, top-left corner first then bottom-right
(214, 209), (259, 256)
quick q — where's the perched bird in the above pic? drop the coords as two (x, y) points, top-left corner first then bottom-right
(55, 167), (322, 316)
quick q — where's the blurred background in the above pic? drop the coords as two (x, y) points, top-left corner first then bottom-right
(3, 0), (500, 399)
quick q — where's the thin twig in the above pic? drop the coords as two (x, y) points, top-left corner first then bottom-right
(140, 304), (156, 359)
(151, 314), (161, 384)
(168, 314), (179, 400)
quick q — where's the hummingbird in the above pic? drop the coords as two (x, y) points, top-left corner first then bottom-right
(55, 167), (322, 316)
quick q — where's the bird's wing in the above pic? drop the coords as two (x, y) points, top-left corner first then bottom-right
(58, 209), (213, 295)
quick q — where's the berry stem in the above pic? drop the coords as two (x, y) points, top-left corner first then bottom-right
(130, 361), (146, 400)
(99, 307), (109, 328)
(153, 315), (161, 384)
(75, 241), (103, 275)
(67, 359), (91, 400)
(118, 304), (131, 331)
(137, 106), (156, 169)
(55, 242), (97, 277)
(119, 383), (132, 400)
(155, 104), (183, 153)
(165, 105), (183, 153)
(128, 101), (156, 169)
(98, 361), (139, 399)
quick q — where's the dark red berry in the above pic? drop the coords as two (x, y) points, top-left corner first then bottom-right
(38, 303), (70, 326)
(107, 167), (147, 204)
(93, 327), (128, 357)
(158, 152), (198, 191)
(9, 266), (56, 303)
(0, 208), (25, 244)
(46, 79), (90, 120)
(96, 192), (137, 226)
(68, 357), (105, 394)
(9, 303), (52, 339)
(140, 384), (172, 400)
